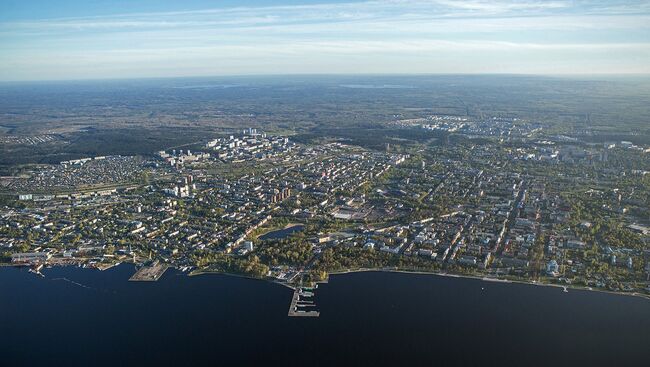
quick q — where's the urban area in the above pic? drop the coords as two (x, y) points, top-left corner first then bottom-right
(2, 119), (650, 312)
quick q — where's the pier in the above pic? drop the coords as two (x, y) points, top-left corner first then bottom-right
(129, 262), (169, 281)
(288, 287), (320, 317)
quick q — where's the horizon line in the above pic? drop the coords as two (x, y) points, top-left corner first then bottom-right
(2, 71), (650, 84)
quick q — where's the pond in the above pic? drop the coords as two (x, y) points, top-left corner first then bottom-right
(259, 224), (304, 240)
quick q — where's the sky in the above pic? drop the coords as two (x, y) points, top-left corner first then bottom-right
(0, 0), (649, 81)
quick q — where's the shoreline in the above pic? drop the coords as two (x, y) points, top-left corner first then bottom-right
(5, 261), (648, 301)
(187, 265), (650, 301)
(189, 268), (297, 291)
(325, 267), (650, 301)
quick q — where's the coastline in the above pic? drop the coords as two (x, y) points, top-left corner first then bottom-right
(325, 267), (650, 301)
(186, 265), (650, 301)
(5, 261), (648, 301)
(189, 268), (297, 290)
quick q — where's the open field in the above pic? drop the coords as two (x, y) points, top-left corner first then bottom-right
(2, 75), (650, 175)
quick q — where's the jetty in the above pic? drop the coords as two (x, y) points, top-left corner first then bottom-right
(129, 262), (168, 281)
(288, 287), (320, 317)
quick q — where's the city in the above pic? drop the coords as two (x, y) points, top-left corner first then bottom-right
(3, 120), (649, 306)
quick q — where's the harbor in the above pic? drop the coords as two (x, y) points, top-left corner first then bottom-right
(288, 286), (320, 317)
(129, 261), (169, 281)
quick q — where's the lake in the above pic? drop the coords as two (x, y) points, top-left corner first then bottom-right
(0, 265), (648, 367)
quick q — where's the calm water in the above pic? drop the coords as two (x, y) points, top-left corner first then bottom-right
(1, 265), (648, 367)
(259, 225), (304, 240)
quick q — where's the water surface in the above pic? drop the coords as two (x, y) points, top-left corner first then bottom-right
(259, 224), (304, 240)
(0, 265), (648, 367)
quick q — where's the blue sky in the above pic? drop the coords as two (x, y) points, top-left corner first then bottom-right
(0, 0), (649, 81)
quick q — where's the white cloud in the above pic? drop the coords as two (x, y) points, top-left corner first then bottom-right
(0, 0), (649, 80)
(1, 0), (645, 33)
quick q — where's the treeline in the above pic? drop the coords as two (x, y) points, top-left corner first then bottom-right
(292, 126), (446, 152)
(312, 246), (442, 273)
(256, 239), (312, 267)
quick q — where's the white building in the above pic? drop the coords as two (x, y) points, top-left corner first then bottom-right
(546, 260), (559, 276)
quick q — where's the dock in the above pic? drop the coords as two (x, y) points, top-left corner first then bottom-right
(129, 262), (169, 281)
(288, 287), (320, 317)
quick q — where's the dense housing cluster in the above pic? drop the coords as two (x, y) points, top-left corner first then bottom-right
(1, 125), (649, 295)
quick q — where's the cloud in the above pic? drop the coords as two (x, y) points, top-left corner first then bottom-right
(2, 0), (646, 33)
(0, 0), (649, 80)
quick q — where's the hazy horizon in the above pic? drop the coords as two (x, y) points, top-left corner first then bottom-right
(3, 72), (650, 84)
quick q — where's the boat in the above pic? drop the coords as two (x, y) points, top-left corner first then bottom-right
(29, 268), (44, 278)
